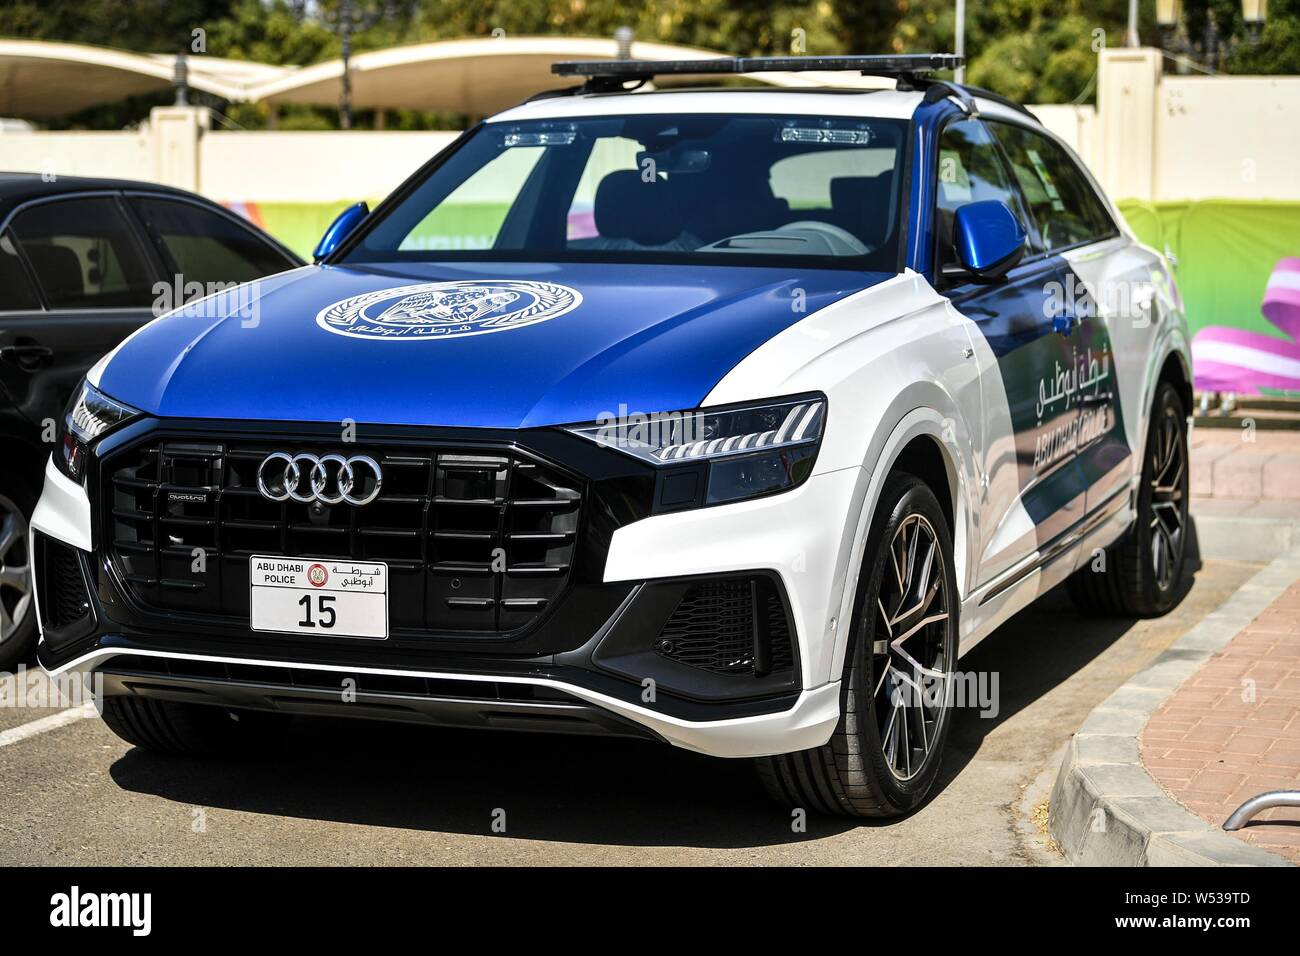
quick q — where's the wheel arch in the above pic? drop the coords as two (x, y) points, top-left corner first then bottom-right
(826, 405), (970, 687)
(890, 434), (955, 536)
(1157, 347), (1193, 417)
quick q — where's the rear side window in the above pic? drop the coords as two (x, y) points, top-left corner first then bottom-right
(9, 197), (156, 309)
(934, 119), (1034, 272)
(988, 122), (1115, 251)
(131, 197), (293, 284)
(0, 230), (40, 310)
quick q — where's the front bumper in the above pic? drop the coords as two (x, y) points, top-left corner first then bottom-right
(32, 419), (861, 758)
(47, 643), (841, 757)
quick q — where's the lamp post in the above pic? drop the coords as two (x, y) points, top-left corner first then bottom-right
(172, 51), (190, 107)
(1242, 0), (1268, 40)
(1156, 0), (1267, 73)
(954, 0), (965, 83)
(327, 0), (382, 130)
(615, 25), (634, 60)
(1156, 0), (1182, 52)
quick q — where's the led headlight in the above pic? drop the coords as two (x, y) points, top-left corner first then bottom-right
(54, 380), (140, 483)
(568, 395), (825, 507)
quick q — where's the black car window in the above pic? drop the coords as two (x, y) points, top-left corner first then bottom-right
(934, 118), (1036, 275)
(9, 197), (156, 310)
(0, 229), (40, 311)
(130, 197), (293, 285)
(988, 121), (1115, 251)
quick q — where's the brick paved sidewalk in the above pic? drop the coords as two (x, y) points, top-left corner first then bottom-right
(1192, 428), (1300, 502)
(1141, 583), (1300, 863)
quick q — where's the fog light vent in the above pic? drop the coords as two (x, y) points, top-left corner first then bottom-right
(34, 533), (94, 643)
(655, 576), (794, 677)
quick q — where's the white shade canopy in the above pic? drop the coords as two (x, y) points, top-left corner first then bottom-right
(0, 39), (284, 117)
(0, 35), (893, 120)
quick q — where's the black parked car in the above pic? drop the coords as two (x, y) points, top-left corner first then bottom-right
(0, 174), (302, 668)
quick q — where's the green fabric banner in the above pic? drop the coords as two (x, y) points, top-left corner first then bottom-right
(1118, 199), (1300, 341)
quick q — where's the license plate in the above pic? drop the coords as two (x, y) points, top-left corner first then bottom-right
(249, 556), (388, 640)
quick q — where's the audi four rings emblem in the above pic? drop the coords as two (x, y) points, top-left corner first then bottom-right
(256, 452), (383, 506)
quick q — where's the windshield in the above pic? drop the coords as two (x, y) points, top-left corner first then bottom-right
(342, 113), (909, 271)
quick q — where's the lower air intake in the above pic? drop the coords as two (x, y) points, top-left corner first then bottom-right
(34, 533), (93, 637)
(655, 576), (794, 677)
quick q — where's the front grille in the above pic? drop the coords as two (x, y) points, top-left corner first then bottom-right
(104, 438), (583, 636)
(655, 577), (794, 677)
(34, 533), (92, 632)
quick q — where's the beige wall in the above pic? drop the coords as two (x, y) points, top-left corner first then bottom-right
(1157, 75), (1300, 202)
(1097, 48), (1163, 201)
(0, 113), (456, 203)
(199, 130), (459, 202)
(0, 129), (152, 181)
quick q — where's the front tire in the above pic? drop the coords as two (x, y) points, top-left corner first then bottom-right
(0, 487), (37, 672)
(1068, 381), (1189, 617)
(99, 696), (290, 755)
(756, 473), (958, 818)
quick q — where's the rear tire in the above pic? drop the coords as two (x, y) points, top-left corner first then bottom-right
(1068, 381), (1189, 617)
(756, 472), (958, 818)
(99, 696), (289, 755)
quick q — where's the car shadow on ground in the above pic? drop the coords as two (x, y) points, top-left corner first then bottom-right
(108, 523), (1209, 847)
(933, 517), (1206, 799)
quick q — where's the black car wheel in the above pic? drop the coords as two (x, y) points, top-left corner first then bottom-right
(1068, 381), (1189, 617)
(100, 696), (292, 755)
(0, 489), (36, 671)
(756, 472), (958, 817)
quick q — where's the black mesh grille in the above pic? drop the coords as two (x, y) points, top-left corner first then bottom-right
(103, 438), (583, 636)
(37, 535), (91, 631)
(655, 577), (794, 677)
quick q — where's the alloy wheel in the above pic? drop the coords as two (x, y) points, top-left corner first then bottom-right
(869, 513), (953, 782)
(0, 494), (33, 647)
(1148, 408), (1187, 592)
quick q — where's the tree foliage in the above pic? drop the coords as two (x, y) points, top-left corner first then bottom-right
(2, 0), (1296, 128)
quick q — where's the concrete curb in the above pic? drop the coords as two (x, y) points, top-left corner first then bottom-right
(1192, 513), (1300, 563)
(1048, 545), (1300, 867)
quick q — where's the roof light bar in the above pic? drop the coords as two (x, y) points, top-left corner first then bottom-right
(552, 54), (963, 81)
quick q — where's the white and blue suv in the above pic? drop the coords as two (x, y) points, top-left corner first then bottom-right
(30, 55), (1191, 818)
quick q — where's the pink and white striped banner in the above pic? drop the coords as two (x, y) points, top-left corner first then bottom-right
(1192, 257), (1300, 394)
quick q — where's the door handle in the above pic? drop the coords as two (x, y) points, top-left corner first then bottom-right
(1052, 312), (1079, 337)
(0, 343), (54, 370)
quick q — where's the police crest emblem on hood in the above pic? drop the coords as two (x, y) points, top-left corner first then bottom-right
(316, 280), (582, 341)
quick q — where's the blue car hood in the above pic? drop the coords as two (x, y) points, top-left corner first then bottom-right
(98, 261), (890, 428)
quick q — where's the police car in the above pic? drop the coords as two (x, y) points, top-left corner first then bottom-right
(30, 55), (1191, 818)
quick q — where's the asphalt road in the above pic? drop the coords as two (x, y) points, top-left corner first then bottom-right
(0, 556), (1261, 866)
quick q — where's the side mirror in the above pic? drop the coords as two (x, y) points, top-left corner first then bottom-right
(313, 201), (369, 262)
(949, 200), (1027, 283)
